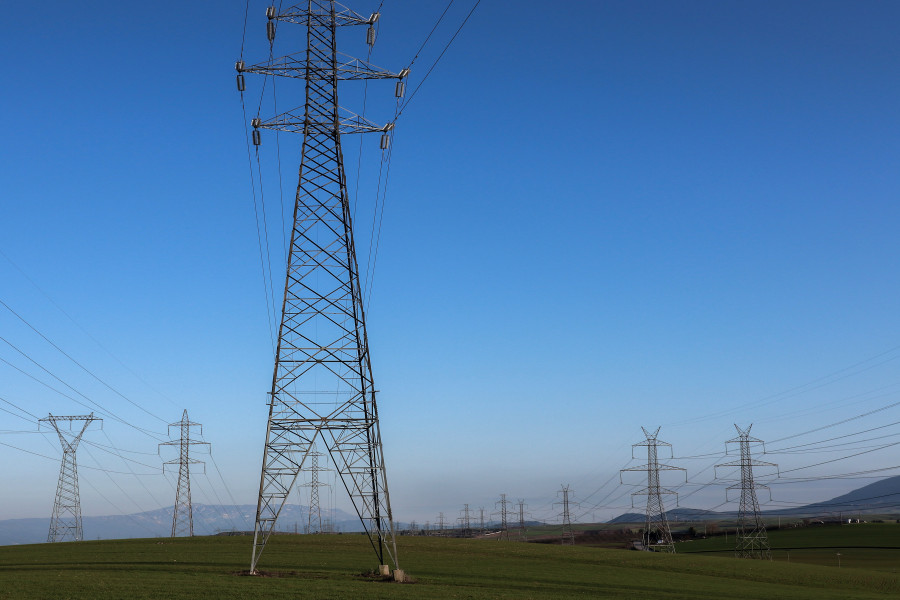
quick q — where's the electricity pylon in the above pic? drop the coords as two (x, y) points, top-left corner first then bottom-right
(41, 413), (101, 543)
(621, 427), (685, 553)
(238, 0), (408, 575)
(555, 486), (575, 545)
(516, 499), (528, 541)
(716, 424), (777, 559)
(458, 503), (472, 537)
(495, 493), (511, 540)
(159, 410), (209, 537)
(300, 448), (329, 533)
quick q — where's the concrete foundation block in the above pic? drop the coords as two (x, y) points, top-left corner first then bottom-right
(378, 564), (390, 576)
(392, 569), (406, 583)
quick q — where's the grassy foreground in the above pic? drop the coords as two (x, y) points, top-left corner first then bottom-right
(676, 523), (900, 572)
(0, 534), (898, 599)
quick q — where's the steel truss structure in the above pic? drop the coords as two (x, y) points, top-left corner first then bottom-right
(239, 0), (406, 574)
(716, 424), (777, 559)
(556, 486), (574, 545)
(300, 447), (329, 533)
(41, 413), (101, 543)
(159, 410), (208, 537)
(621, 427), (685, 553)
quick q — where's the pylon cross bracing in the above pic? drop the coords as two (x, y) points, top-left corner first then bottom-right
(41, 413), (101, 543)
(621, 427), (686, 553)
(300, 447), (329, 533)
(555, 486), (575, 545)
(495, 493), (511, 541)
(716, 424), (778, 560)
(240, 0), (409, 574)
(159, 410), (209, 537)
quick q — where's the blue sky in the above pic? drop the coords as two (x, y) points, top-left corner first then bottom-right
(1, 0), (900, 529)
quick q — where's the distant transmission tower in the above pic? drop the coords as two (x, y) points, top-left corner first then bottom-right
(555, 486), (575, 545)
(478, 507), (486, 535)
(437, 512), (446, 535)
(41, 413), (101, 543)
(495, 493), (511, 541)
(239, 0), (408, 575)
(300, 448), (329, 533)
(621, 427), (685, 553)
(458, 504), (472, 537)
(716, 424), (777, 559)
(516, 499), (528, 541)
(158, 410), (208, 537)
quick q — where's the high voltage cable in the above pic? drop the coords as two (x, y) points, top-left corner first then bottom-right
(769, 400), (900, 445)
(0, 341), (166, 441)
(0, 394), (39, 422)
(668, 344), (900, 427)
(767, 420), (900, 453)
(78, 474), (161, 537)
(0, 250), (180, 411)
(240, 89), (277, 353)
(777, 441), (900, 475)
(0, 298), (167, 424)
(396, 0), (482, 120)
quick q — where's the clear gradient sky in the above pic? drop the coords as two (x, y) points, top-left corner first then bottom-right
(1, 0), (900, 529)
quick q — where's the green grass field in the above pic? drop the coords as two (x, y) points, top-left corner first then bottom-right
(1, 532), (899, 599)
(676, 523), (900, 573)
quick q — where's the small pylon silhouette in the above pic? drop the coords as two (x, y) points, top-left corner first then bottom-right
(716, 424), (777, 559)
(41, 413), (101, 542)
(159, 410), (208, 537)
(621, 427), (686, 553)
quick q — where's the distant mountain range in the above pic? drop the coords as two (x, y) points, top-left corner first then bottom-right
(0, 504), (360, 546)
(609, 475), (900, 524)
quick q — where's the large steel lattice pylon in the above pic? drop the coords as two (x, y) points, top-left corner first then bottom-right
(41, 413), (101, 543)
(716, 424), (777, 560)
(159, 410), (208, 537)
(621, 427), (685, 553)
(239, 0), (406, 574)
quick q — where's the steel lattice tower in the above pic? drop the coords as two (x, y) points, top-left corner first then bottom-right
(238, 1), (408, 574)
(621, 427), (685, 553)
(300, 448), (329, 533)
(495, 493), (511, 541)
(556, 485), (575, 545)
(458, 503), (471, 537)
(516, 499), (528, 542)
(41, 413), (100, 543)
(716, 424), (777, 560)
(159, 410), (209, 537)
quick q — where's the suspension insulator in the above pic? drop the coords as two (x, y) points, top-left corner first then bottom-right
(366, 26), (376, 46)
(266, 21), (276, 42)
(266, 6), (276, 19)
(252, 129), (261, 146)
(395, 81), (405, 98)
(380, 134), (390, 150)
(236, 73), (246, 92)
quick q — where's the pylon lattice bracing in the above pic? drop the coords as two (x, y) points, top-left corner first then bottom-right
(300, 447), (329, 533)
(41, 413), (101, 543)
(621, 427), (685, 553)
(159, 410), (208, 537)
(716, 424), (777, 560)
(555, 486), (574, 545)
(495, 493), (511, 541)
(239, 1), (408, 574)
